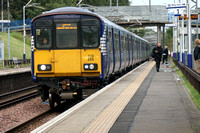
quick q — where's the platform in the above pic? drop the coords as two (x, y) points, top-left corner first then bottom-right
(0, 67), (31, 76)
(31, 61), (200, 133)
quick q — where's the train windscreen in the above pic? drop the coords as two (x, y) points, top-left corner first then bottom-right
(56, 23), (78, 48)
(82, 19), (99, 48)
(35, 21), (52, 49)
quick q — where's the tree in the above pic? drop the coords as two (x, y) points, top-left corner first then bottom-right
(3, 0), (130, 20)
(165, 27), (173, 51)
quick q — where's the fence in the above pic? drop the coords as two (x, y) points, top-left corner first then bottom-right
(0, 19), (32, 31)
(173, 58), (200, 93)
(4, 59), (31, 66)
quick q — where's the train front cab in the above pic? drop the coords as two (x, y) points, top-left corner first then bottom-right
(32, 14), (103, 107)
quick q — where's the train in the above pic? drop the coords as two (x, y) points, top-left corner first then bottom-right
(31, 7), (151, 108)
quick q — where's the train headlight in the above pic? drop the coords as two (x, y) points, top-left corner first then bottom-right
(38, 64), (52, 71)
(84, 64), (98, 70)
(40, 65), (46, 71)
(84, 64), (89, 69)
(89, 64), (94, 69)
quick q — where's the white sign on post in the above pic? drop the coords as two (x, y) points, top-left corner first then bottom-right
(0, 20), (10, 23)
(166, 3), (186, 9)
(0, 41), (4, 67)
(197, 0), (200, 8)
(165, 23), (177, 27)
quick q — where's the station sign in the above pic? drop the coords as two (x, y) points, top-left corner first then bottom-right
(179, 14), (198, 20)
(0, 20), (10, 23)
(0, 41), (4, 61)
(166, 3), (186, 9)
(165, 23), (177, 27)
(197, 0), (200, 9)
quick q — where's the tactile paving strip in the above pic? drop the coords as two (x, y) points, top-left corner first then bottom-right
(82, 62), (155, 133)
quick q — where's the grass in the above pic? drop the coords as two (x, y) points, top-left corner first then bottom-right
(0, 31), (31, 68)
(172, 62), (200, 110)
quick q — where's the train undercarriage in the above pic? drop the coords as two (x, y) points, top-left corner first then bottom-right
(38, 77), (100, 108)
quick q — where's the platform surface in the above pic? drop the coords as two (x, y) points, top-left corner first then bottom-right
(0, 67), (31, 76)
(31, 62), (200, 133)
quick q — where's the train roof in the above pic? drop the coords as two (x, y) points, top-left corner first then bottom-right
(33, 7), (149, 43)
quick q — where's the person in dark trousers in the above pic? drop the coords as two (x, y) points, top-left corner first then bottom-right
(162, 46), (169, 64)
(152, 42), (163, 72)
(194, 39), (200, 74)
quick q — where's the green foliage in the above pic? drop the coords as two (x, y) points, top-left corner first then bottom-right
(3, 0), (130, 20)
(165, 27), (173, 51)
(133, 29), (145, 38)
(173, 62), (200, 110)
(0, 32), (31, 60)
(83, 0), (129, 6)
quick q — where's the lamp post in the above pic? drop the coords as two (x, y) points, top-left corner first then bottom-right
(186, 0), (192, 68)
(23, 1), (45, 60)
(1, 0), (3, 32)
(7, 0), (10, 59)
(23, 0), (32, 60)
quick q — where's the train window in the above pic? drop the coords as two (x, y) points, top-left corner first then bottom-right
(35, 21), (52, 27)
(82, 20), (99, 25)
(82, 26), (99, 48)
(56, 23), (78, 48)
(35, 28), (52, 49)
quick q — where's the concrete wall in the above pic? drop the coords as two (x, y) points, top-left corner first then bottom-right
(0, 72), (35, 94)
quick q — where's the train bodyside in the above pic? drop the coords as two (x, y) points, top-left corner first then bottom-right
(31, 7), (150, 108)
(102, 22), (150, 78)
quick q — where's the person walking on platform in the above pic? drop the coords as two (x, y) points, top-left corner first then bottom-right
(194, 39), (200, 74)
(162, 46), (169, 64)
(152, 42), (163, 72)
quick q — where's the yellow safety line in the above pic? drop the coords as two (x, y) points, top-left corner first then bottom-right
(82, 61), (155, 133)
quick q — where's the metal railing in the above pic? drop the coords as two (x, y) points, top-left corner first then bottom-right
(4, 59), (31, 66)
(173, 58), (200, 93)
(0, 19), (32, 31)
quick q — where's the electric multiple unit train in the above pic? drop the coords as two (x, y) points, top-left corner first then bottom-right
(31, 7), (151, 108)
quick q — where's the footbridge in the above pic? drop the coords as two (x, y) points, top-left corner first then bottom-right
(83, 5), (170, 45)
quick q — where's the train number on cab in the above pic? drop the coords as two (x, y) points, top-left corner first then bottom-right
(88, 54), (94, 61)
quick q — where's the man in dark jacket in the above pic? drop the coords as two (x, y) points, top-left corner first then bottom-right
(162, 46), (169, 64)
(152, 42), (163, 72)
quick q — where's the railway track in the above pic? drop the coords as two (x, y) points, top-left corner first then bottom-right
(5, 109), (52, 133)
(0, 85), (40, 109)
(4, 99), (81, 133)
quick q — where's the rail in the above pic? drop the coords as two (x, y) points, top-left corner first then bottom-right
(0, 85), (40, 109)
(5, 110), (52, 133)
(173, 58), (200, 93)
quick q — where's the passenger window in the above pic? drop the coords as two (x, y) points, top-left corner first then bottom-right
(35, 28), (52, 49)
(82, 20), (98, 25)
(56, 23), (78, 48)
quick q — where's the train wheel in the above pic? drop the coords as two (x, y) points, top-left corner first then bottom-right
(56, 98), (61, 107)
(49, 93), (61, 108)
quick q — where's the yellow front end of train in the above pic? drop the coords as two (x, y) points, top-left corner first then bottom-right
(33, 21), (102, 78)
(34, 48), (101, 77)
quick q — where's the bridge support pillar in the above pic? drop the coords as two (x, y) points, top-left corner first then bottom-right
(162, 26), (165, 48)
(157, 25), (162, 44)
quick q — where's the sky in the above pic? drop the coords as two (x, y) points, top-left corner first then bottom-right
(130, 0), (184, 6)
